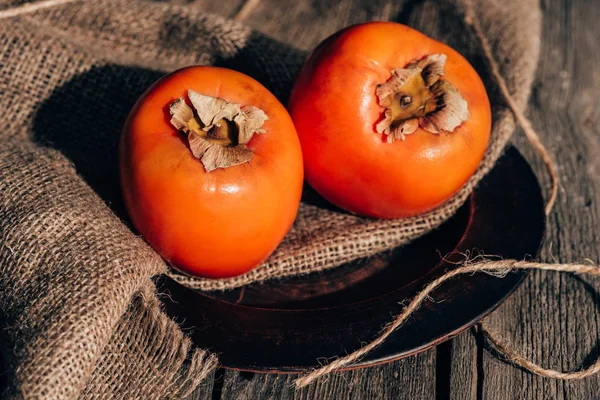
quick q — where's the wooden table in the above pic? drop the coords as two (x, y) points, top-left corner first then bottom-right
(169, 0), (600, 398)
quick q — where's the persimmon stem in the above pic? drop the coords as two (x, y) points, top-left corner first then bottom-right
(375, 54), (469, 142)
(204, 118), (238, 146)
(169, 90), (268, 172)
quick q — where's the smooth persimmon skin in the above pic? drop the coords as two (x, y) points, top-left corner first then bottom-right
(120, 67), (303, 278)
(289, 22), (491, 218)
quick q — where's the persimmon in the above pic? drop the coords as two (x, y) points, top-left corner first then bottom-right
(120, 66), (303, 278)
(289, 22), (491, 218)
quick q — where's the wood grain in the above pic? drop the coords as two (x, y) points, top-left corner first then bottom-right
(219, 351), (436, 400)
(172, 0), (600, 398)
(185, 379), (216, 400)
(450, 0), (600, 398)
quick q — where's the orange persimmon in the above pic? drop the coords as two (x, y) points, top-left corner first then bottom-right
(289, 22), (491, 218)
(120, 66), (303, 278)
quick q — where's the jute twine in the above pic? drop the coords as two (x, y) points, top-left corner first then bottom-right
(295, 260), (600, 387)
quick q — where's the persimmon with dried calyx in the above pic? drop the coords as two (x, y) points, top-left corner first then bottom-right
(120, 66), (303, 278)
(289, 22), (491, 219)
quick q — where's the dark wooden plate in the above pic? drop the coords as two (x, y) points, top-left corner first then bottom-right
(156, 146), (545, 372)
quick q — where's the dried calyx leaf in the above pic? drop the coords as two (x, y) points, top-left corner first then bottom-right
(169, 90), (268, 171)
(375, 54), (469, 142)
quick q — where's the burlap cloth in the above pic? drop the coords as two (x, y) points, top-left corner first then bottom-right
(0, 0), (541, 398)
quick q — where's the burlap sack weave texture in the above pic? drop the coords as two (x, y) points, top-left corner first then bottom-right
(0, 0), (540, 398)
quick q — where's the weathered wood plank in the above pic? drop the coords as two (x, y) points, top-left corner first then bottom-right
(184, 374), (216, 400)
(449, 329), (478, 400)
(219, 350), (436, 400)
(450, 0), (600, 398)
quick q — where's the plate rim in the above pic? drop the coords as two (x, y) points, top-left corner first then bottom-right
(157, 145), (546, 372)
